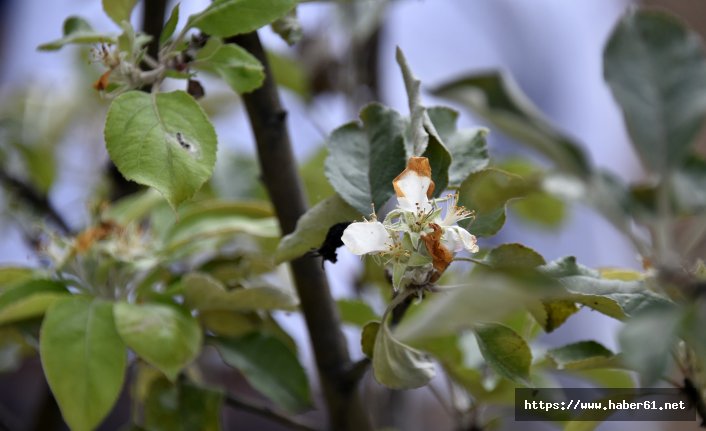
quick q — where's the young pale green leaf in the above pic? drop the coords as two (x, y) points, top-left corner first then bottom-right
(104, 90), (217, 209)
(214, 333), (312, 413)
(144, 378), (223, 431)
(325, 105), (407, 215)
(0, 267), (36, 290)
(194, 39), (264, 94)
(474, 323), (532, 384)
(457, 168), (530, 237)
(546, 341), (615, 371)
(188, 0), (297, 38)
(102, 0), (138, 25)
(433, 73), (591, 178)
(40, 298), (126, 431)
(0, 279), (69, 325)
(337, 299), (379, 327)
(161, 201), (279, 255)
(159, 4), (180, 45)
(604, 10), (706, 174)
(114, 302), (202, 381)
(275, 194), (360, 263)
(38, 16), (116, 51)
(373, 321), (436, 389)
(183, 272), (298, 312)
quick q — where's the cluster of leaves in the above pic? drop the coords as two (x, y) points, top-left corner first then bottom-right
(283, 7), (706, 430)
(0, 1), (324, 431)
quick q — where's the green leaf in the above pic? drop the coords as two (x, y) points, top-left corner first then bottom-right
(618, 303), (682, 385)
(0, 267), (36, 290)
(300, 146), (335, 205)
(0, 279), (68, 325)
(474, 323), (531, 384)
(104, 189), (166, 225)
(433, 73), (592, 178)
(560, 275), (670, 320)
(547, 341), (615, 370)
(194, 39), (264, 94)
(421, 122), (452, 195)
(38, 16), (116, 51)
(337, 299), (379, 327)
(161, 202), (279, 257)
(325, 104), (407, 214)
(604, 10), (706, 173)
(159, 3), (180, 45)
(361, 321), (380, 358)
(483, 243), (545, 269)
(394, 274), (536, 344)
(40, 298), (126, 431)
(529, 300), (580, 333)
(427, 107), (489, 186)
(275, 194), (360, 263)
(183, 272), (298, 312)
(188, 0), (297, 38)
(104, 90), (218, 209)
(457, 168), (530, 237)
(102, 0), (138, 25)
(114, 302), (202, 380)
(214, 333), (312, 413)
(267, 51), (310, 99)
(144, 378), (222, 431)
(372, 321), (435, 389)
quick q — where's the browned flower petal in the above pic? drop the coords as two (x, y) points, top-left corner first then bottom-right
(393, 156), (435, 199)
(422, 223), (453, 274)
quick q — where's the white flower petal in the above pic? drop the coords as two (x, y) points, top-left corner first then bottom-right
(394, 171), (433, 212)
(442, 226), (479, 253)
(393, 157), (434, 213)
(341, 221), (394, 255)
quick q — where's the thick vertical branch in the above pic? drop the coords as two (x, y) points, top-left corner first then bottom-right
(228, 32), (372, 431)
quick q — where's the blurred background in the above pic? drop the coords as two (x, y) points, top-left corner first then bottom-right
(1, 0), (705, 430)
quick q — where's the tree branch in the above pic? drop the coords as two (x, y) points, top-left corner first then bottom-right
(224, 393), (319, 431)
(226, 32), (372, 431)
(141, 0), (169, 61)
(0, 168), (71, 234)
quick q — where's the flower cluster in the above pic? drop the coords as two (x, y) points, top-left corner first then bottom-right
(341, 157), (478, 289)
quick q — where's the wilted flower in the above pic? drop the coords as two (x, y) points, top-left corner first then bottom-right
(341, 156), (478, 289)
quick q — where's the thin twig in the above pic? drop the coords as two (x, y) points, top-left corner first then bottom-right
(224, 393), (319, 431)
(0, 168), (71, 234)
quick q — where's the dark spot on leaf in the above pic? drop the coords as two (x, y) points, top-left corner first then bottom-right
(175, 132), (193, 152)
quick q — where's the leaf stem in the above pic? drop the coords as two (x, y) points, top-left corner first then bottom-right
(224, 393), (319, 431)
